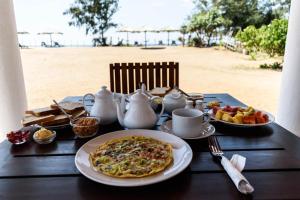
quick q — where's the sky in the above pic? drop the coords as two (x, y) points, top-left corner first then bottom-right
(13, 0), (195, 46)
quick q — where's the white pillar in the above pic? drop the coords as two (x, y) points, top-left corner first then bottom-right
(277, 0), (300, 136)
(0, 0), (27, 135)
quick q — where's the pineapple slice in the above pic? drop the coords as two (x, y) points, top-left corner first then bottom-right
(215, 110), (224, 120)
(232, 113), (243, 124)
(244, 106), (255, 116)
(222, 113), (233, 122)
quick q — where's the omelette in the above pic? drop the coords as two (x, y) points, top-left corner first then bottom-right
(89, 136), (173, 178)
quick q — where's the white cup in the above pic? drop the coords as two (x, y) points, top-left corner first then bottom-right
(172, 108), (210, 138)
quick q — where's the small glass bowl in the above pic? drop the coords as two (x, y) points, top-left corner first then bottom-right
(33, 130), (56, 144)
(7, 130), (30, 145)
(70, 117), (100, 138)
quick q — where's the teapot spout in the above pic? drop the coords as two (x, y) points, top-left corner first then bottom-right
(114, 98), (125, 127)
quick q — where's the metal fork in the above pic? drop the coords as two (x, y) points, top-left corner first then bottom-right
(208, 135), (223, 158)
(208, 135), (254, 194)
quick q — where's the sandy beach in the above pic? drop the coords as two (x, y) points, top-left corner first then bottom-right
(21, 46), (282, 114)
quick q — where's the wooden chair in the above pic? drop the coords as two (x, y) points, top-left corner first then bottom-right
(110, 62), (179, 94)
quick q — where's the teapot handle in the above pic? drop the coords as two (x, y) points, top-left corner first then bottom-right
(151, 96), (165, 118)
(82, 93), (95, 116)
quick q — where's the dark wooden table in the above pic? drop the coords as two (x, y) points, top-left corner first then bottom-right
(1, 94), (300, 200)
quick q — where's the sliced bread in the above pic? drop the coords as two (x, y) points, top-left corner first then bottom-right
(41, 114), (70, 126)
(22, 114), (56, 127)
(26, 106), (60, 117)
(50, 102), (84, 114)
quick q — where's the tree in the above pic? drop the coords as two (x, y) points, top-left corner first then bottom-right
(260, 19), (288, 56)
(64, 0), (119, 46)
(219, 0), (264, 33)
(193, 0), (220, 12)
(235, 25), (262, 53)
(179, 25), (188, 46)
(260, 0), (291, 19)
(193, 0), (290, 35)
(236, 19), (288, 57)
(187, 8), (230, 46)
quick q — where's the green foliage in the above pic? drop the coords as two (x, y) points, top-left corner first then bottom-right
(249, 52), (257, 60)
(261, 0), (291, 19)
(191, 37), (204, 47)
(187, 8), (230, 46)
(179, 25), (188, 46)
(193, 0), (290, 35)
(235, 19), (288, 57)
(218, 0), (265, 33)
(178, 36), (185, 46)
(260, 19), (288, 57)
(64, 0), (119, 46)
(180, 25), (188, 35)
(183, 0), (290, 48)
(260, 62), (283, 70)
(236, 25), (261, 53)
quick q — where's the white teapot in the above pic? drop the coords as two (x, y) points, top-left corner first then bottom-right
(83, 86), (118, 125)
(115, 89), (164, 129)
(163, 92), (186, 114)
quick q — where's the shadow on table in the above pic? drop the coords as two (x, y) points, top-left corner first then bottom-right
(76, 170), (193, 199)
(9, 139), (59, 155)
(75, 169), (253, 200)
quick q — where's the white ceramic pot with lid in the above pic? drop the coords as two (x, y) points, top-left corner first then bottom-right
(163, 92), (186, 114)
(82, 86), (117, 125)
(115, 89), (164, 129)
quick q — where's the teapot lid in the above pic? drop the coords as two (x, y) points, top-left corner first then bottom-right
(164, 92), (183, 100)
(130, 89), (148, 102)
(95, 86), (112, 98)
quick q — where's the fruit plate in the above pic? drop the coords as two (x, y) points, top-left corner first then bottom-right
(75, 129), (193, 187)
(208, 107), (275, 127)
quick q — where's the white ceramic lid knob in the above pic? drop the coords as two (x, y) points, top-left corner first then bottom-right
(95, 85), (112, 98)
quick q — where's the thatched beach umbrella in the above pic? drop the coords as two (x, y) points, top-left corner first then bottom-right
(17, 31), (29, 34)
(17, 31), (29, 47)
(122, 26), (149, 48)
(160, 26), (179, 46)
(138, 26), (160, 48)
(133, 26), (148, 48)
(117, 26), (135, 46)
(37, 31), (63, 47)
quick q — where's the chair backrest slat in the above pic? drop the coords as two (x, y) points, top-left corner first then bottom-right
(109, 63), (115, 92)
(110, 62), (179, 93)
(141, 63), (148, 90)
(175, 62), (179, 86)
(148, 62), (154, 90)
(155, 62), (161, 88)
(169, 62), (175, 88)
(162, 62), (168, 87)
(121, 63), (128, 94)
(134, 63), (141, 89)
(128, 63), (134, 93)
(114, 63), (121, 93)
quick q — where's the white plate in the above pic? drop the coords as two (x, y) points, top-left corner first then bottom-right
(160, 120), (215, 139)
(208, 107), (275, 127)
(75, 129), (193, 187)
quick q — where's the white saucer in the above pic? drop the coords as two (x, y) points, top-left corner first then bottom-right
(159, 120), (215, 140)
